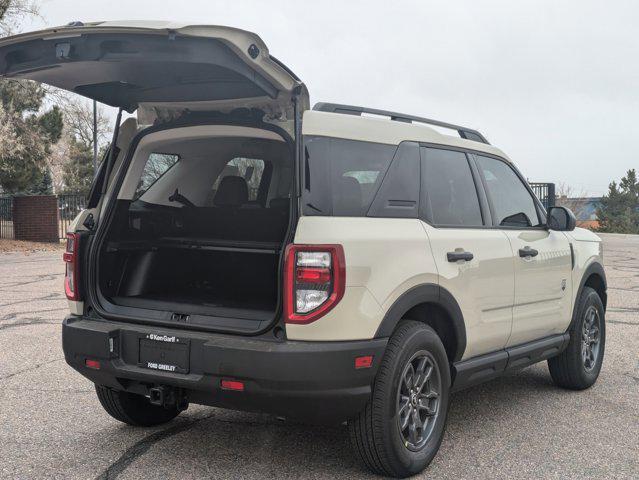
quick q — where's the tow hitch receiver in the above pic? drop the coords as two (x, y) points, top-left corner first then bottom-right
(149, 386), (189, 411)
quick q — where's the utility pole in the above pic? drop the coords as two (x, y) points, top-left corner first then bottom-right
(93, 99), (98, 176)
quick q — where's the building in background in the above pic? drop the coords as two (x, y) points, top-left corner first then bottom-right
(557, 196), (602, 230)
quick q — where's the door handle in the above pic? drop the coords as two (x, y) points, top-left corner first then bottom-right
(519, 247), (539, 258)
(447, 251), (474, 262)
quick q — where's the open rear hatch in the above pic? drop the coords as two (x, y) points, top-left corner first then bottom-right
(0, 21), (309, 333)
(0, 20), (308, 115)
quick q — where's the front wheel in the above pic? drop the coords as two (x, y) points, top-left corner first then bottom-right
(348, 321), (450, 478)
(548, 286), (606, 390)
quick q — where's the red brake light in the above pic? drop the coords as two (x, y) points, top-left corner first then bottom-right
(63, 233), (81, 301)
(296, 267), (331, 284)
(284, 244), (345, 324)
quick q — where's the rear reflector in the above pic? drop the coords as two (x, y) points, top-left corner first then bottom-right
(355, 355), (373, 369)
(221, 379), (245, 391)
(85, 359), (101, 370)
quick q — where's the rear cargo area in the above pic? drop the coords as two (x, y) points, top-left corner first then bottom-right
(97, 125), (293, 330)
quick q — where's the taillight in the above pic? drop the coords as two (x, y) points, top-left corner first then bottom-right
(63, 233), (81, 301)
(284, 244), (345, 324)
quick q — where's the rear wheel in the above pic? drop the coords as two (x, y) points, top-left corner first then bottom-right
(548, 286), (605, 390)
(348, 321), (450, 478)
(95, 385), (181, 427)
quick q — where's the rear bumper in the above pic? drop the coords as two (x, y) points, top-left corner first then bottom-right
(62, 316), (387, 423)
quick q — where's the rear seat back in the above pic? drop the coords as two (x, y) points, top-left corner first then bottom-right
(179, 198), (289, 243)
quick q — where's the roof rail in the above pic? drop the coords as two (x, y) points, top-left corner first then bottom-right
(313, 102), (489, 144)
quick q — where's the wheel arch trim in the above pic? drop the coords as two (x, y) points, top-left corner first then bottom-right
(374, 284), (467, 362)
(571, 261), (607, 330)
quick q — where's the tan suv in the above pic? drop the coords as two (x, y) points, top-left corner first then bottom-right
(0, 21), (607, 477)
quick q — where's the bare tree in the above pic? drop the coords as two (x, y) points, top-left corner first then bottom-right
(56, 93), (111, 151)
(45, 135), (72, 193)
(0, 0), (39, 36)
(555, 181), (589, 220)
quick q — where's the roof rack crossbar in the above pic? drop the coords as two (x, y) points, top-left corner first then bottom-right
(313, 102), (489, 144)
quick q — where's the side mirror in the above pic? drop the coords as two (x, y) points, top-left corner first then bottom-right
(547, 206), (576, 231)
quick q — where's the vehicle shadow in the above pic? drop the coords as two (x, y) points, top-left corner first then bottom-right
(104, 365), (563, 479)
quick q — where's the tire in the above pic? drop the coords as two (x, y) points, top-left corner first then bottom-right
(95, 385), (181, 427)
(548, 286), (606, 390)
(348, 320), (451, 478)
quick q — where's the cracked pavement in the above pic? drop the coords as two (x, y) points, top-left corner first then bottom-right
(0, 234), (637, 479)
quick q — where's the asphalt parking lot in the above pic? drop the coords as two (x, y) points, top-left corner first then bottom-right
(0, 234), (637, 479)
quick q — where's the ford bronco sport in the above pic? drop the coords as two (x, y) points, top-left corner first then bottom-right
(0, 21), (607, 477)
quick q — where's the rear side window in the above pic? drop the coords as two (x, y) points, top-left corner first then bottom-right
(421, 148), (483, 227)
(302, 136), (396, 216)
(475, 155), (541, 227)
(134, 153), (179, 199)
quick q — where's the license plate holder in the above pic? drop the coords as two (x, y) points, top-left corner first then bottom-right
(138, 334), (190, 374)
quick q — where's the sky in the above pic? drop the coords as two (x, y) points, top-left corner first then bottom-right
(17, 0), (639, 196)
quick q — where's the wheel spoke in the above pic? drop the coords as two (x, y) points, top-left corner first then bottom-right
(408, 417), (419, 444)
(416, 365), (433, 393)
(590, 326), (599, 344)
(400, 408), (411, 431)
(417, 397), (438, 416)
(398, 396), (411, 417)
(403, 364), (415, 392)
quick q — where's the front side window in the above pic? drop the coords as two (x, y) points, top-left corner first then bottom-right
(134, 153), (179, 199)
(475, 155), (541, 228)
(302, 136), (396, 216)
(422, 148), (483, 226)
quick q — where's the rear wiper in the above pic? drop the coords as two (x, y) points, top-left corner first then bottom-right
(168, 189), (196, 208)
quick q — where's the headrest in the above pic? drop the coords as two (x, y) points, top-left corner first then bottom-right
(214, 176), (249, 207)
(116, 117), (138, 149)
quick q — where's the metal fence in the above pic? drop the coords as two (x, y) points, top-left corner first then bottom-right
(0, 196), (13, 240)
(57, 193), (86, 239)
(0, 193), (87, 241)
(530, 182), (556, 210)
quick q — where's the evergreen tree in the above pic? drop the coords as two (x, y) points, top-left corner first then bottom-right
(0, 1), (64, 193)
(61, 139), (94, 195)
(596, 169), (639, 234)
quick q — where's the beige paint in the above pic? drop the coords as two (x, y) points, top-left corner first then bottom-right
(302, 110), (511, 157)
(422, 223), (515, 359)
(504, 229), (573, 346)
(566, 228), (604, 320)
(287, 216), (436, 341)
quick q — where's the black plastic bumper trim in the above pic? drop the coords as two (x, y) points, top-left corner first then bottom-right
(62, 316), (387, 423)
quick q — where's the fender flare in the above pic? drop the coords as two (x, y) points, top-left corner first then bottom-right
(374, 284), (467, 362)
(570, 261), (607, 329)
